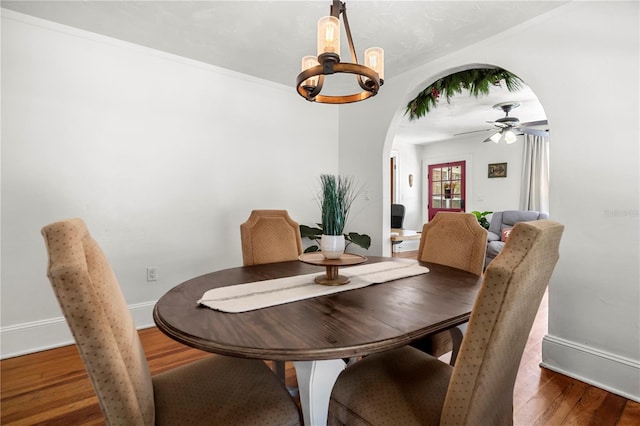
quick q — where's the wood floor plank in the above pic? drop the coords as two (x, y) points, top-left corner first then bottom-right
(3, 396), (103, 426)
(563, 386), (627, 426)
(591, 392), (628, 425)
(516, 373), (590, 426)
(618, 400), (640, 426)
(2, 250), (638, 425)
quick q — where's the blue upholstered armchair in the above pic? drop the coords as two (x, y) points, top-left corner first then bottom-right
(485, 210), (549, 267)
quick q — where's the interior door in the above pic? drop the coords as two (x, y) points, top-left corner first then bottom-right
(428, 161), (466, 220)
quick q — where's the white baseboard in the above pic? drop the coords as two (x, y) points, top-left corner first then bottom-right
(541, 334), (640, 402)
(0, 301), (156, 359)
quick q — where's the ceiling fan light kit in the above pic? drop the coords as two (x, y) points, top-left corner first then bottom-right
(296, 1), (384, 104)
(484, 129), (517, 144)
(504, 130), (518, 144)
(486, 132), (502, 144)
(481, 101), (548, 144)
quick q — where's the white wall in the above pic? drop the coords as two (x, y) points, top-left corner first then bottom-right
(0, 11), (338, 357)
(338, 1), (639, 401)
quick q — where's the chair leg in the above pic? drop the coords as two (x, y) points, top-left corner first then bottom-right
(449, 325), (465, 366)
(275, 360), (299, 396)
(275, 360), (286, 382)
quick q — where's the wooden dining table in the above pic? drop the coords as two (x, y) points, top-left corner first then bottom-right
(153, 256), (482, 426)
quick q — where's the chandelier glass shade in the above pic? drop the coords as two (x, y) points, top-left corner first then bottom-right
(296, 1), (384, 104)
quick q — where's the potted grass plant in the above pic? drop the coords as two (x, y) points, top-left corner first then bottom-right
(300, 174), (371, 257)
(315, 174), (360, 258)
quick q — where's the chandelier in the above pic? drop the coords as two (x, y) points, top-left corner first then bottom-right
(296, 1), (384, 104)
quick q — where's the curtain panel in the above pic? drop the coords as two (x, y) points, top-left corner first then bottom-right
(520, 134), (550, 213)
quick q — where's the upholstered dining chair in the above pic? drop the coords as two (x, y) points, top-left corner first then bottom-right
(413, 211), (487, 365)
(327, 220), (564, 426)
(240, 209), (302, 388)
(240, 209), (303, 266)
(42, 218), (301, 426)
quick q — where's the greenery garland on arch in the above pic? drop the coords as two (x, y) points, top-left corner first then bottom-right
(405, 68), (523, 121)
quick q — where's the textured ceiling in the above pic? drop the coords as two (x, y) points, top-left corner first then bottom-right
(2, 1), (563, 144)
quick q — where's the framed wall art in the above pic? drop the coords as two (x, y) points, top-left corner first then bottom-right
(488, 162), (507, 178)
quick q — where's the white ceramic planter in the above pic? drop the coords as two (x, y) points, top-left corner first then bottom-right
(320, 235), (345, 259)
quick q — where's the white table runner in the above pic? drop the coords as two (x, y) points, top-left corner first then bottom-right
(198, 260), (429, 313)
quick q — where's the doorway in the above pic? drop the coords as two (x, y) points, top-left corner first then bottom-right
(427, 161), (466, 220)
(390, 155), (397, 203)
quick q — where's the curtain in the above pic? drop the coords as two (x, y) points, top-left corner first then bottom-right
(520, 134), (550, 213)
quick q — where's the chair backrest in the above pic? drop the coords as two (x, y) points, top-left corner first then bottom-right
(240, 209), (303, 266)
(41, 218), (155, 426)
(391, 204), (405, 229)
(417, 212), (487, 276)
(488, 210), (549, 236)
(441, 220), (564, 425)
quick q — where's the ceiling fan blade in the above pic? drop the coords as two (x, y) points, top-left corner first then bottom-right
(519, 119), (548, 127)
(488, 121), (510, 129)
(454, 128), (494, 136)
(517, 127), (549, 137)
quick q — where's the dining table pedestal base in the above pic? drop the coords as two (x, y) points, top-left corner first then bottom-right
(293, 359), (346, 426)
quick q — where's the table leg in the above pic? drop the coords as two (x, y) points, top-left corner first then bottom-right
(293, 359), (346, 426)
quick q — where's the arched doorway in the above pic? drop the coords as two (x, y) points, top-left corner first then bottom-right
(384, 66), (549, 255)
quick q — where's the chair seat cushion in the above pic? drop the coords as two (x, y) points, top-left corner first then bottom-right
(153, 355), (300, 426)
(329, 346), (451, 426)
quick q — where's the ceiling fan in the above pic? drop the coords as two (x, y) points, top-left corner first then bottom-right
(456, 102), (548, 143)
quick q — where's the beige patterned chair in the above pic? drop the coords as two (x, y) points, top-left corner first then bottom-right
(42, 218), (301, 426)
(328, 220), (564, 426)
(240, 209), (302, 388)
(413, 212), (487, 365)
(240, 209), (303, 266)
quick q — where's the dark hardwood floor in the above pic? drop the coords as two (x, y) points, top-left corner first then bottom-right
(2, 251), (638, 425)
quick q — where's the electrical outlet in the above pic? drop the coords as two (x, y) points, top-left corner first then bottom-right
(146, 266), (158, 282)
